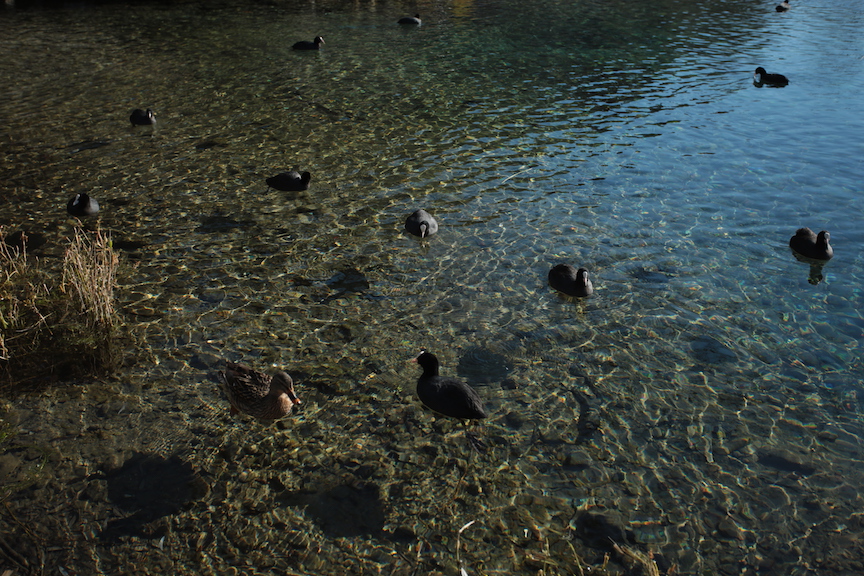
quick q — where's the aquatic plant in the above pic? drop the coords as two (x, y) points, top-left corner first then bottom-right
(0, 230), (51, 367)
(60, 226), (121, 374)
(0, 226), (122, 391)
(62, 227), (119, 332)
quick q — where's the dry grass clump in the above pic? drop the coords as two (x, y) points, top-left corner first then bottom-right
(0, 226), (122, 391)
(0, 231), (51, 365)
(62, 227), (119, 331)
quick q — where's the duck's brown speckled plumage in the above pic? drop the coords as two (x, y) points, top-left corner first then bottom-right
(218, 361), (300, 420)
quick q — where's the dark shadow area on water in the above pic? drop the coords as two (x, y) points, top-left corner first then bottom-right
(99, 452), (210, 541)
(278, 482), (386, 538)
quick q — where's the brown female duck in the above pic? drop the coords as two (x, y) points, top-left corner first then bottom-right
(218, 361), (301, 420)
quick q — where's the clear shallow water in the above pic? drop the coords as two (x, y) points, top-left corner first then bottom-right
(1, 0), (864, 574)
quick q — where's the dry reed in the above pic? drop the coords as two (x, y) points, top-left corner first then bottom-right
(1, 226), (122, 388)
(62, 227), (119, 330)
(0, 230), (51, 363)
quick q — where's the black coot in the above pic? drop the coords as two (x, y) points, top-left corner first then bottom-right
(405, 209), (438, 238)
(548, 264), (593, 297)
(790, 227), (833, 261)
(398, 14), (421, 25)
(753, 67), (788, 87)
(130, 108), (156, 125)
(293, 36), (324, 50)
(266, 171), (312, 191)
(412, 350), (487, 420)
(67, 193), (100, 217)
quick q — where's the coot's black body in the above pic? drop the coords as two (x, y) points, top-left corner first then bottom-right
(548, 264), (593, 297)
(754, 67), (788, 87)
(398, 14), (421, 25)
(789, 227), (833, 261)
(67, 193), (100, 217)
(412, 351), (487, 420)
(266, 171), (312, 191)
(405, 209), (438, 238)
(130, 108), (156, 125)
(293, 36), (324, 50)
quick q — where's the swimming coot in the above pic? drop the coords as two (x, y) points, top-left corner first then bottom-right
(753, 67), (788, 87)
(548, 264), (593, 297)
(66, 193), (100, 217)
(130, 108), (156, 126)
(412, 350), (487, 420)
(789, 227), (833, 261)
(405, 209), (438, 238)
(266, 171), (312, 191)
(398, 14), (421, 25)
(293, 36), (324, 50)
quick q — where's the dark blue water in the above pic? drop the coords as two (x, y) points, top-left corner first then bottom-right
(1, 0), (863, 573)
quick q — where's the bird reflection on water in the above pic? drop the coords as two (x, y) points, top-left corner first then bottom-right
(791, 250), (830, 285)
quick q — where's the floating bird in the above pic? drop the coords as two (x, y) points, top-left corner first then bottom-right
(218, 361), (301, 420)
(405, 209), (438, 238)
(266, 171), (312, 191)
(398, 14), (421, 25)
(292, 36), (324, 50)
(66, 193), (100, 217)
(753, 67), (788, 87)
(789, 227), (834, 261)
(776, 0), (790, 11)
(548, 264), (594, 297)
(412, 350), (487, 420)
(130, 108), (156, 126)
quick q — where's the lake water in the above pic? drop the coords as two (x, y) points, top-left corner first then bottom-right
(1, 0), (863, 573)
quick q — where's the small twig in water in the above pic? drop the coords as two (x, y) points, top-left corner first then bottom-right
(613, 541), (661, 576)
(456, 520), (476, 575)
(501, 166), (536, 184)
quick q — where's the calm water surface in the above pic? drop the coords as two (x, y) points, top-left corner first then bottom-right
(2, 0), (864, 573)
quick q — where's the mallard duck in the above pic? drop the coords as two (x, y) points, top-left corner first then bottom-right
(548, 264), (593, 297)
(789, 227), (833, 261)
(67, 193), (100, 217)
(266, 170), (312, 191)
(218, 361), (301, 420)
(292, 36), (324, 50)
(405, 209), (438, 238)
(412, 351), (487, 420)
(753, 67), (788, 87)
(398, 14), (421, 25)
(130, 108), (156, 125)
